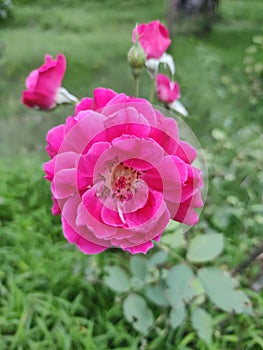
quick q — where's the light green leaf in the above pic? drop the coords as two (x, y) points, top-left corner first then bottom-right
(161, 232), (186, 250)
(104, 266), (130, 293)
(165, 220), (182, 234)
(123, 293), (154, 334)
(187, 233), (224, 263)
(190, 277), (206, 305)
(166, 263), (195, 306)
(130, 255), (147, 281)
(146, 285), (169, 307)
(212, 207), (232, 229)
(148, 251), (167, 268)
(170, 304), (186, 329)
(191, 307), (213, 345)
(198, 267), (252, 313)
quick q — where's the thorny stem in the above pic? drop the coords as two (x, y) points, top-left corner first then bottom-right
(218, 241), (263, 330)
(158, 243), (185, 262)
(232, 241), (263, 276)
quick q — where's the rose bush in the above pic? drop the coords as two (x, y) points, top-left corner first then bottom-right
(44, 87), (203, 255)
(132, 20), (171, 59)
(22, 53), (66, 110)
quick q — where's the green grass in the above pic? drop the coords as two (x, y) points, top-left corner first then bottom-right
(0, 0), (263, 349)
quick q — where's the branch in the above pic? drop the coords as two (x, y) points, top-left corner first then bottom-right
(232, 241), (263, 276)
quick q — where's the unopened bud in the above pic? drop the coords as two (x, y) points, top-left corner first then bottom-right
(127, 43), (146, 70)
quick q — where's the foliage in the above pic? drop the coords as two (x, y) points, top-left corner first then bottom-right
(103, 229), (252, 346)
(0, 159), (140, 350)
(244, 31), (263, 112)
(0, 0), (12, 22)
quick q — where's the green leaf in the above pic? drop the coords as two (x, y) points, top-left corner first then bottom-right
(190, 277), (206, 305)
(130, 255), (147, 281)
(198, 267), (252, 314)
(164, 219), (181, 233)
(166, 263), (195, 306)
(211, 207), (232, 229)
(146, 285), (169, 307)
(148, 251), (167, 268)
(123, 293), (154, 334)
(186, 233), (224, 263)
(191, 307), (213, 345)
(161, 232), (186, 250)
(104, 266), (131, 293)
(169, 304), (186, 329)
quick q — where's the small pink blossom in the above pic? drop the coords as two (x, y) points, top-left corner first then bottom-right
(132, 20), (171, 59)
(44, 88), (203, 255)
(22, 53), (66, 110)
(156, 73), (180, 104)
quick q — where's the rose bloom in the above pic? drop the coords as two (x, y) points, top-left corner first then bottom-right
(22, 53), (66, 110)
(132, 20), (171, 59)
(44, 88), (203, 255)
(156, 73), (180, 104)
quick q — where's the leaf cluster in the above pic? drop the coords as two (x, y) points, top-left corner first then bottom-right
(103, 230), (252, 347)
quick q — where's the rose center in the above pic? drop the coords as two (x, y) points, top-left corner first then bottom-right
(111, 162), (141, 202)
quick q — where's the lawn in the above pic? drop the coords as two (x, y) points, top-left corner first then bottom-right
(0, 0), (262, 349)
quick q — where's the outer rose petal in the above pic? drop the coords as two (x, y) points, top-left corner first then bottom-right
(175, 140), (197, 164)
(43, 158), (56, 181)
(36, 53), (66, 95)
(124, 241), (154, 254)
(25, 69), (39, 90)
(172, 191), (203, 225)
(93, 87), (118, 110)
(51, 197), (61, 215)
(62, 217), (107, 254)
(75, 97), (93, 114)
(63, 194), (113, 246)
(46, 124), (65, 158)
(22, 90), (56, 110)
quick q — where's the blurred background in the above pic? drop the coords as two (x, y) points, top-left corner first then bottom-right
(0, 0), (262, 157)
(0, 0), (262, 349)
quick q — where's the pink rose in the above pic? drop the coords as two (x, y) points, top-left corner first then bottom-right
(132, 20), (171, 59)
(44, 88), (203, 255)
(156, 73), (180, 104)
(22, 53), (66, 110)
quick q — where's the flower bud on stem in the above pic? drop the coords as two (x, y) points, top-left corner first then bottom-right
(127, 42), (146, 97)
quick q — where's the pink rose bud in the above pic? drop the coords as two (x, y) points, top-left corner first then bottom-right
(22, 53), (66, 110)
(156, 73), (181, 104)
(132, 20), (171, 59)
